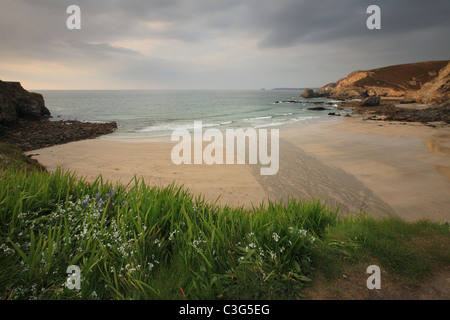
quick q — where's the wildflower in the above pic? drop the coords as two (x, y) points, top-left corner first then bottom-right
(259, 248), (265, 257)
(82, 200), (88, 207)
(269, 251), (277, 260)
(272, 232), (280, 242)
(168, 230), (178, 241)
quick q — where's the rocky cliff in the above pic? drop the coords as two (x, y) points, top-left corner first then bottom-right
(0, 81), (50, 123)
(308, 60), (450, 105)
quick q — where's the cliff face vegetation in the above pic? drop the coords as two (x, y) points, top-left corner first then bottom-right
(0, 81), (50, 123)
(307, 60), (450, 105)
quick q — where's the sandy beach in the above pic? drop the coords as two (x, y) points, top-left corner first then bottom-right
(27, 117), (450, 223)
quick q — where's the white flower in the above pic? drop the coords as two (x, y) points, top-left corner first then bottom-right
(298, 229), (307, 237)
(272, 232), (280, 242)
(168, 230), (179, 241)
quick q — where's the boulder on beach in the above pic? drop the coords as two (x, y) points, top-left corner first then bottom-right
(361, 96), (381, 107)
(307, 106), (328, 111)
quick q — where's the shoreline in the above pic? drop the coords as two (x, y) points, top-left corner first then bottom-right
(0, 119), (118, 151)
(25, 116), (450, 223)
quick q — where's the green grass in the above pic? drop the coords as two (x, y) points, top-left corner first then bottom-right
(0, 167), (337, 299)
(0, 143), (45, 172)
(0, 143), (449, 300)
(311, 216), (450, 288)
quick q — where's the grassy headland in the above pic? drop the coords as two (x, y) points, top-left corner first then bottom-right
(0, 143), (448, 300)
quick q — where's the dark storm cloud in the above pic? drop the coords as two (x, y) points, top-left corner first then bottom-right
(243, 0), (450, 47)
(2, 0), (449, 54)
(1, 0), (448, 89)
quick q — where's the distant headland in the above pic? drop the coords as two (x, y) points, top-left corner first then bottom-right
(301, 60), (449, 106)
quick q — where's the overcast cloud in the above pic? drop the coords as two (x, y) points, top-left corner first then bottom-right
(1, 0), (449, 89)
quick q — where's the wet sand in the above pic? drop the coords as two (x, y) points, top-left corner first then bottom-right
(280, 117), (450, 222)
(27, 117), (450, 222)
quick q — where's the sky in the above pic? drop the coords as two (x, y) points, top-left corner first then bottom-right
(1, 0), (449, 90)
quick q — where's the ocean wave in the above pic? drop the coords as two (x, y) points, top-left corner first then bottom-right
(291, 116), (318, 122)
(275, 112), (293, 116)
(79, 120), (110, 124)
(253, 116), (319, 129)
(243, 116), (273, 121)
(254, 121), (290, 129)
(135, 122), (220, 133)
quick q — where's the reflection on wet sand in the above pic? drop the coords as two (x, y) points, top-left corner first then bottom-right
(433, 164), (450, 182)
(423, 134), (450, 154)
(424, 134), (450, 182)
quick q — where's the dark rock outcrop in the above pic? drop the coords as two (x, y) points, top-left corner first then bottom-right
(301, 88), (319, 98)
(0, 81), (50, 122)
(0, 119), (118, 151)
(0, 80), (119, 151)
(361, 96), (381, 107)
(307, 106), (328, 111)
(357, 104), (450, 124)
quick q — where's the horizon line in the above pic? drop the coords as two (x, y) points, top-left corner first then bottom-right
(30, 88), (313, 91)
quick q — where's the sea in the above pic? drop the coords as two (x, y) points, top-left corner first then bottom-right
(39, 90), (345, 138)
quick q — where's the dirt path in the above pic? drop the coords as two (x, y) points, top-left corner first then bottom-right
(303, 265), (450, 300)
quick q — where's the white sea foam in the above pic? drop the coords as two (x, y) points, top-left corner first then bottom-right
(136, 122), (220, 133)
